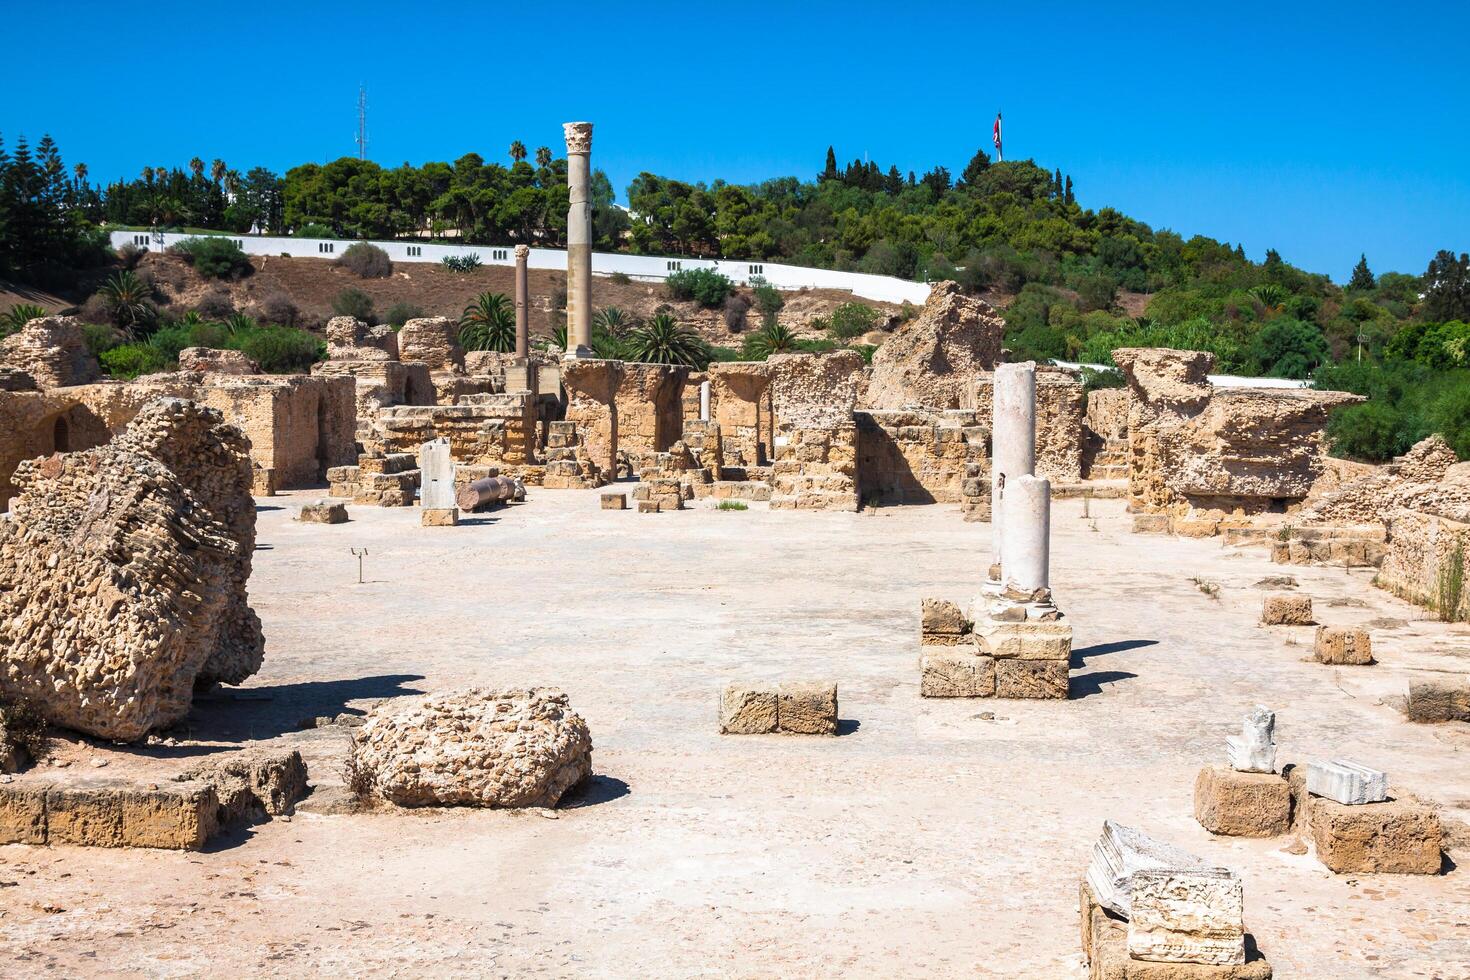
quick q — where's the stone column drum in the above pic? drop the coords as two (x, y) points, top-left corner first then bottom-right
(514, 244), (530, 361)
(1000, 474), (1050, 595)
(990, 361), (1037, 579)
(563, 121), (594, 359)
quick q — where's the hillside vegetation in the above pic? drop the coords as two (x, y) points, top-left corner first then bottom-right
(1, 133), (1468, 459)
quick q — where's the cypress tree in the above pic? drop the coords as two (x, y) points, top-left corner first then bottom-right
(1063, 175), (1074, 206)
(1348, 253), (1375, 290)
(820, 146), (838, 182)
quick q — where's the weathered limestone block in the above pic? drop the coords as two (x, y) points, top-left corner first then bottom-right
(920, 597), (969, 645)
(398, 317), (465, 372)
(0, 398), (264, 740)
(353, 688), (592, 808)
(863, 281), (1003, 410)
(777, 681), (838, 735)
(1260, 593), (1312, 626)
(719, 685), (779, 734)
(1406, 679), (1470, 722)
(421, 507), (459, 527)
(1, 780), (221, 850)
(1309, 798), (1443, 874)
(600, 492), (628, 510)
(298, 500), (348, 524)
(637, 500), (661, 514)
(1306, 759), (1387, 804)
(178, 347), (259, 375)
(0, 784), (48, 843)
(1226, 706), (1276, 774)
(768, 349), (866, 423)
(1086, 821), (1219, 918)
(1080, 880), (1272, 980)
(1194, 767), (1291, 838)
(0, 316), (99, 388)
(1313, 626), (1374, 665)
(178, 747), (309, 821)
(995, 659), (1070, 699)
(919, 649), (995, 698)
(325, 315), (399, 360)
(1127, 869), (1245, 966)
(973, 619), (1073, 660)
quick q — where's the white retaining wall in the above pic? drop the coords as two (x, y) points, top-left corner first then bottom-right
(110, 230), (932, 306)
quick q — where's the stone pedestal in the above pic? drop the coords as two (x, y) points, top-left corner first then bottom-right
(1309, 798), (1443, 874)
(1313, 626), (1373, 665)
(562, 121), (594, 358)
(1080, 880), (1272, 980)
(418, 438), (457, 510)
(1261, 593), (1312, 625)
(1194, 767), (1291, 838)
(421, 507), (458, 527)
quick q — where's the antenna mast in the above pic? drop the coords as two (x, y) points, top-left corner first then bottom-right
(355, 85), (368, 160)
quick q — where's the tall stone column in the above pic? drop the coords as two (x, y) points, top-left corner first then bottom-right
(563, 121), (594, 359)
(989, 361), (1037, 580)
(1000, 475), (1051, 596)
(514, 244), (530, 360)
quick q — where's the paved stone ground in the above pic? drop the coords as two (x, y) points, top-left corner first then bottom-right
(2, 489), (1468, 977)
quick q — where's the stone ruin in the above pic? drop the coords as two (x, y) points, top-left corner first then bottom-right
(0, 397), (263, 741)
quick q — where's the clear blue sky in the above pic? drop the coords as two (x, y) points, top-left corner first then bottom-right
(4, 1), (1467, 281)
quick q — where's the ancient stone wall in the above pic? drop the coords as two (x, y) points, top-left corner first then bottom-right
(0, 398), (263, 740)
(1376, 508), (1470, 618)
(768, 350), (866, 426)
(770, 409), (859, 511)
(375, 394), (537, 469)
(615, 363), (687, 460)
(178, 347), (259, 375)
(973, 370), (1085, 481)
(863, 281), (1004, 410)
(706, 362), (773, 468)
(397, 317), (465, 372)
(855, 409), (988, 505)
(0, 316), (99, 389)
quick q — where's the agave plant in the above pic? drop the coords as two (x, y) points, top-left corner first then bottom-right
(98, 271), (156, 339)
(223, 313), (257, 336)
(459, 292), (516, 352)
(624, 313), (710, 368)
(592, 306), (636, 337)
(742, 321), (799, 360)
(1, 303), (47, 334)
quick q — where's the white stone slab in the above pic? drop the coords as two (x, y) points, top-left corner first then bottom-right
(1127, 868), (1245, 966)
(418, 438), (457, 510)
(1226, 704), (1276, 773)
(1306, 759), (1388, 805)
(1084, 820), (1220, 918)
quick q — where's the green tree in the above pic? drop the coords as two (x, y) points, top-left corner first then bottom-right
(1423, 250), (1470, 322)
(1247, 317), (1330, 379)
(960, 149), (991, 185)
(459, 292), (516, 352)
(508, 140), (527, 164)
(1348, 253), (1375, 290)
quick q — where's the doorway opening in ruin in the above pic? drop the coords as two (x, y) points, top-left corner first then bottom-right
(52, 416), (70, 452)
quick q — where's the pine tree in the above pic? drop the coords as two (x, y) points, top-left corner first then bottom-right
(820, 146), (838, 182)
(960, 149), (991, 185)
(1348, 253), (1375, 290)
(1063, 175), (1074, 206)
(1053, 168), (1063, 198)
(885, 165), (903, 195)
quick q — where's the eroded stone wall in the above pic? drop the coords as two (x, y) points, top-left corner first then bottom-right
(973, 371), (1085, 482)
(856, 409), (988, 505)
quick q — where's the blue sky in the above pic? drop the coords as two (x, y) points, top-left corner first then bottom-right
(4, 1), (1467, 281)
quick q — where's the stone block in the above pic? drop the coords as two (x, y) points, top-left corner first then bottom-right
(921, 597), (969, 645)
(777, 681), (838, 735)
(920, 650), (996, 698)
(421, 507), (459, 527)
(298, 500), (348, 524)
(601, 492), (628, 510)
(1306, 760), (1387, 804)
(118, 784), (220, 849)
(0, 784), (47, 844)
(995, 658), (1069, 699)
(45, 787), (123, 846)
(1313, 626), (1373, 665)
(1132, 514), (1172, 535)
(637, 500), (661, 514)
(1260, 593), (1312, 626)
(1405, 680), (1470, 723)
(1309, 798), (1443, 874)
(251, 467), (277, 497)
(1127, 869), (1245, 966)
(1225, 705), (1276, 774)
(973, 619), (1073, 660)
(720, 685), (778, 734)
(1193, 767), (1291, 838)
(1080, 881), (1272, 980)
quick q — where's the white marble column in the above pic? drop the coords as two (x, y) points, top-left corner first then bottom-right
(990, 361), (1037, 577)
(700, 380), (711, 421)
(513, 243), (530, 360)
(1000, 474), (1050, 595)
(563, 121), (594, 359)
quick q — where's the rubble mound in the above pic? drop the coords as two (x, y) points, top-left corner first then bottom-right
(353, 688), (592, 808)
(178, 347), (259, 375)
(325, 315), (398, 361)
(0, 397), (264, 741)
(1303, 435), (1470, 526)
(0, 315), (99, 389)
(863, 282), (1004, 409)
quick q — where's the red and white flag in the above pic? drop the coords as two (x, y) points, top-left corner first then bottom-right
(993, 111), (1003, 161)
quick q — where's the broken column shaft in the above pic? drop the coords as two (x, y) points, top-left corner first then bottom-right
(563, 121), (594, 359)
(990, 361), (1037, 578)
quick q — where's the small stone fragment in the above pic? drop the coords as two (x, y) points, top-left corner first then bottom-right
(1262, 592), (1313, 625)
(1226, 705), (1276, 773)
(1313, 625), (1374, 665)
(298, 500), (349, 525)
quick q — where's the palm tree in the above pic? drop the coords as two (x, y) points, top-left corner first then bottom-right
(210, 158), (226, 183)
(72, 162), (87, 186)
(189, 157), (204, 179)
(742, 321), (799, 359)
(508, 141), (527, 164)
(1248, 284), (1288, 316)
(99, 271), (156, 339)
(592, 306), (636, 337)
(224, 169), (242, 194)
(459, 292), (516, 352)
(1, 304), (47, 334)
(535, 146), (552, 168)
(141, 166), (155, 184)
(625, 313), (710, 368)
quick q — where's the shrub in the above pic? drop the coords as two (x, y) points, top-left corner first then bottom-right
(666, 268), (733, 307)
(97, 270), (157, 338)
(116, 242), (147, 269)
(337, 242), (392, 278)
(100, 342), (171, 379)
(1327, 402), (1409, 462)
(82, 323), (122, 356)
(715, 500), (748, 511)
(609, 271), (631, 285)
(750, 277), (784, 319)
(256, 289), (299, 326)
(1, 303), (47, 335)
(593, 306), (635, 337)
(169, 236), (251, 280)
(294, 222), (334, 238)
(332, 288), (376, 324)
(384, 302), (423, 328)
(148, 321), (230, 362)
(624, 313), (711, 368)
(1081, 366), (1125, 393)
(194, 286), (235, 320)
(460, 292), (516, 352)
(723, 294), (750, 332)
(0, 698), (49, 762)
(441, 253), (482, 273)
(827, 302), (880, 340)
(851, 344), (878, 365)
(742, 322), (799, 360)
(1437, 539), (1466, 622)
(234, 325), (325, 373)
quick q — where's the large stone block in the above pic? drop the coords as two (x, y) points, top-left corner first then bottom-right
(995, 658), (1070, 699)
(1309, 798), (1442, 874)
(1406, 680), (1470, 723)
(0, 784), (47, 844)
(720, 685), (778, 734)
(1260, 593), (1312, 626)
(920, 597), (969, 645)
(117, 785), (220, 850)
(1193, 767), (1291, 838)
(420, 507), (459, 527)
(920, 649), (996, 698)
(298, 500), (348, 524)
(1127, 869), (1245, 966)
(1080, 881), (1272, 980)
(973, 619), (1073, 660)
(777, 681), (838, 735)
(600, 492), (628, 510)
(1313, 626), (1373, 665)
(1306, 759), (1387, 804)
